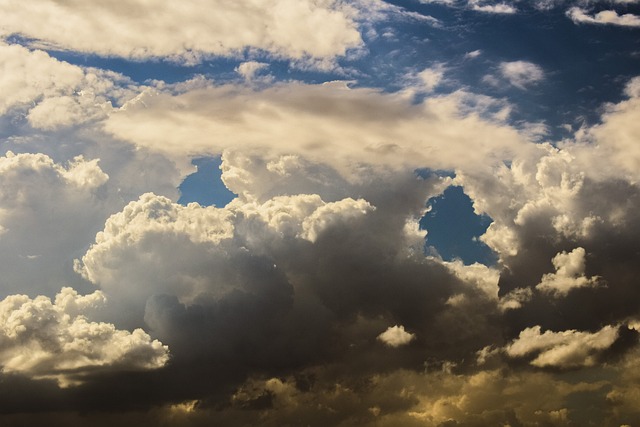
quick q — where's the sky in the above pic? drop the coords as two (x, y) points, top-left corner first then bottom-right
(0, 0), (639, 425)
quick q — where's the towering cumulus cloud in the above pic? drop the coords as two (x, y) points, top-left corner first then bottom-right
(0, 0), (640, 426)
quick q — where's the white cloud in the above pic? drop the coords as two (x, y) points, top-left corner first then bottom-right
(0, 41), (138, 130)
(76, 191), (375, 327)
(468, 0), (517, 14)
(506, 325), (618, 368)
(536, 247), (600, 297)
(499, 61), (545, 89)
(236, 61), (270, 81)
(464, 49), (482, 59)
(572, 76), (640, 181)
(377, 325), (415, 347)
(443, 260), (500, 301)
(0, 152), (112, 296)
(457, 144), (595, 261)
(104, 80), (535, 180)
(300, 198), (374, 242)
(567, 7), (640, 27)
(0, 43), (83, 116)
(532, 0), (566, 10)
(0, 0), (363, 67)
(0, 287), (168, 387)
(417, 64), (446, 93)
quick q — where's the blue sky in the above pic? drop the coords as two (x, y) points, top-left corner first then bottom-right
(0, 1), (640, 425)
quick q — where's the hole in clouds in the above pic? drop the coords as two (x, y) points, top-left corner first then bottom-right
(178, 156), (236, 207)
(420, 185), (496, 265)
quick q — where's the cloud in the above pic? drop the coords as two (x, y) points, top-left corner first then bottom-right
(505, 325), (619, 368)
(536, 247), (600, 297)
(377, 325), (416, 347)
(0, 0), (363, 67)
(567, 7), (640, 27)
(0, 151), (113, 297)
(532, 0), (564, 10)
(499, 60), (545, 89)
(104, 79), (534, 180)
(0, 287), (168, 387)
(74, 191), (376, 329)
(419, 0), (456, 4)
(235, 61), (269, 81)
(1, 8), (640, 425)
(417, 64), (446, 93)
(573, 76), (640, 181)
(0, 41), (140, 130)
(468, 0), (517, 14)
(464, 49), (482, 59)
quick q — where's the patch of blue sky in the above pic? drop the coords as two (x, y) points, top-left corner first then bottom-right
(420, 185), (496, 265)
(353, 2), (640, 139)
(178, 157), (236, 207)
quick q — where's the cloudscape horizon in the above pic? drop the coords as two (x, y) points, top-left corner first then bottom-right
(0, 1), (639, 425)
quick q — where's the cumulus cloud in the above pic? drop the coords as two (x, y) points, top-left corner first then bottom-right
(0, 0), (363, 67)
(0, 151), (112, 296)
(536, 247), (600, 296)
(0, 287), (168, 387)
(2, 5), (640, 425)
(574, 76), (640, 181)
(505, 325), (619, 368)
(74, 191), (376, 328)
(0, 41), (137, 130)
(499, 60), (545, 89)
(568, 7), (640, 27)
(377, 325), (416, 347)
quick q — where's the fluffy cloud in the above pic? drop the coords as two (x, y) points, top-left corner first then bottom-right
(0, 0), (363, 67)
(75, 191), (375, 327)
(0, 151), (112, 296)
(536, 247), (600, 296)
(377, 325), (416, 347)
(567, 7), (640, 27)
(573, 76), (640, 181)
(235, 61), (270, 81)
(505, 325), (619, 368)
(499, 60), (545, 89)
(0, 42), (137, 130)
(2, 5), (640, 425)
(0, 287), (168, 387)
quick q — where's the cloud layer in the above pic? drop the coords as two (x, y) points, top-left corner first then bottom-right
(0, 0), (640, 425)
